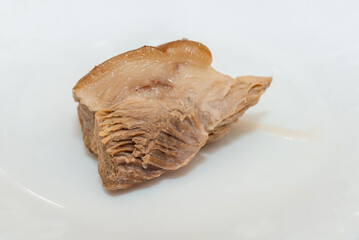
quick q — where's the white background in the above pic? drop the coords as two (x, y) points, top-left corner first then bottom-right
(1, 0), (359, 239)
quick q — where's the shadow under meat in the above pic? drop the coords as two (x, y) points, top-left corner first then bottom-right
(103, 111), (268, 196)
(84, 147), (98, 161)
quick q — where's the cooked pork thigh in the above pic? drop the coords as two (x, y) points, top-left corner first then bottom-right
(73, 40), (271, 190)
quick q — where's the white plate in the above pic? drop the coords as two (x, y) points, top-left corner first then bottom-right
(1, 1), (359, 239)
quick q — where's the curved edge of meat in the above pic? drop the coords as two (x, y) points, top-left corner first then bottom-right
(72, 39), (212, 106)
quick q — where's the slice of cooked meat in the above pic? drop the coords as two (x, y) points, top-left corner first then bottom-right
(73, 39), (271, 190)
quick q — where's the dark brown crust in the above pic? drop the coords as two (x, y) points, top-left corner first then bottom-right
(77, 104), (97, 153)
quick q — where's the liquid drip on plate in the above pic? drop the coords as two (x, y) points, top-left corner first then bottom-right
(237, 120), (319, 141)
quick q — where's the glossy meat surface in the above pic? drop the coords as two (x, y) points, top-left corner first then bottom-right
(73, 40), (271, 190)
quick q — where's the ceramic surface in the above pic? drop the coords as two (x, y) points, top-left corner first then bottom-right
(1, 1), (359, 239)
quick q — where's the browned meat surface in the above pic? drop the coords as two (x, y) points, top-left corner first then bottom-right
(73, 39), (271, 190)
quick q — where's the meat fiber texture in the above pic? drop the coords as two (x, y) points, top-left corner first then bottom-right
(73, 40), (271, 190)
